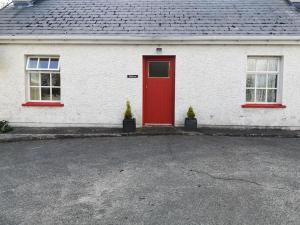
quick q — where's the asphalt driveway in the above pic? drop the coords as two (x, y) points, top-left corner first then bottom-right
(0, 135), (299, 225)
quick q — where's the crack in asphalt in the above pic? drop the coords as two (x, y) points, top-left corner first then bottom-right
(189, 169), (293, 191)
(164, 146), (295, 192)
(190, 169), (263, 186)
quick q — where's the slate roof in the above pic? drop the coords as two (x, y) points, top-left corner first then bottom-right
(0, 0), (300, 36)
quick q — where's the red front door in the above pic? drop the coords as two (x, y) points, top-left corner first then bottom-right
(143, 56), (175, 126)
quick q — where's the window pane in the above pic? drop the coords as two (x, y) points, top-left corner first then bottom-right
(30, 73), (40, 86)
(30, 87), (40, 100)
(38, 58), (49, 69)
(268, 58), (279, 72)
(49, 58), (59, 70)
(267, 74), (278, 88)
(256, 74), (267, 88)
(256, 59), (268, 71)
(41, 88), (51, 100)
(41, 73), (50, 86)
(267, 90), (277, 102)
(52, 88), (61, 101)
(247, 58), (256, 71)
(256, 89), (266, 102)
(246, 74), (255, 88)
(52, 73), (60, 86)
(246, 89), (255, 102)
(149, 62), (169, 77)
(28, 58), (38, 69)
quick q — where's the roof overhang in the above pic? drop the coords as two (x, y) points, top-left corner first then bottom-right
(1, 35), (300, 45)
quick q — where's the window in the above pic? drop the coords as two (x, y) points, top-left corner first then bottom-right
(26, 57), (61, 102)
(149, 61), (169, 77)
(246, 57), (280, 103)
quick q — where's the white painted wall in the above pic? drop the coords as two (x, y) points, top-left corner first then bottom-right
(0, 44), (300, 129)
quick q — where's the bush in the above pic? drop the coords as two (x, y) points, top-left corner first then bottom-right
(124, 101), (133, 120)
(187, 106), (196, 119)
(0, 120), (13, 133)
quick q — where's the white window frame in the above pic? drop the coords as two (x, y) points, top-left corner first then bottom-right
(26, 56), (61, 102)
(26, 56), (60, 71)
(246, 56), (282, 104)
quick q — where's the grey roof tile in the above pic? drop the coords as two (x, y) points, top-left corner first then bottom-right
(0, 0), (300, 36)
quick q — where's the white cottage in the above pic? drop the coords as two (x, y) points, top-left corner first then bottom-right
(1, 0), (300, 129)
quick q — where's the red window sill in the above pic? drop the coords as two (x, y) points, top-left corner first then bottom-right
(22, 102), (64, 107)
(241, 104), (286, 108)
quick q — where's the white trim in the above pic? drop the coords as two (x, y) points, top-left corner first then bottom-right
(1, 35), (300, 45)
(28, 72), (61, 102)
(245, 57), (281, 104)
(27, 55), (61, 102)
(26, 56), (60, 71)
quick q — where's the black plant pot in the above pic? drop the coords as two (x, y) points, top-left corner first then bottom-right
(184, 118), (197, 131)
(123, 118), (136, 133)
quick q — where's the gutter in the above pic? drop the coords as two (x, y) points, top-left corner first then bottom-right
(1, 35), (300, 45)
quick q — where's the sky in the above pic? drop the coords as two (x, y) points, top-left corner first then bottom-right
(0, 0), (10, 8)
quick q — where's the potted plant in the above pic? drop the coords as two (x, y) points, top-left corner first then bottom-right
(184, 106), (197, 130)
(0, 120), (13, 133)
(123, 101), (136, 133)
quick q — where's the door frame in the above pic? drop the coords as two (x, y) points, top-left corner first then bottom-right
(142, 55), (176, 127)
